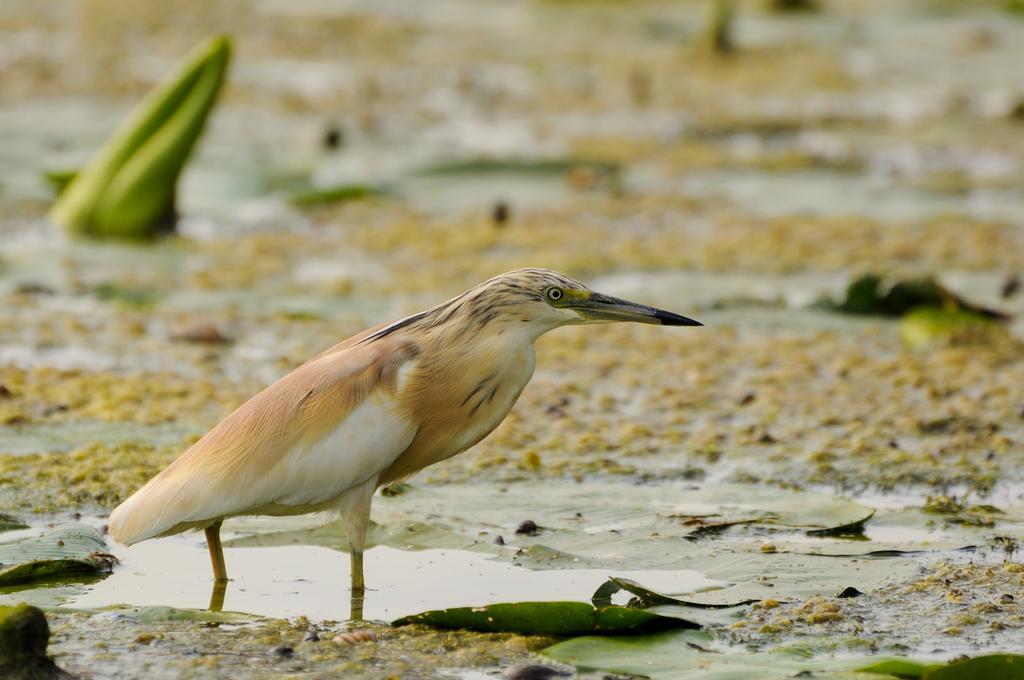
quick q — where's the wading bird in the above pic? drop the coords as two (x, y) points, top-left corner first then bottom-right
(108, 269), (700, 612)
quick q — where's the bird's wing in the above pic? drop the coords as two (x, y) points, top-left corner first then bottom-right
(108, 337), (420, 545)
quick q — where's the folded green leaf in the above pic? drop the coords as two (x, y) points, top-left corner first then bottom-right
(393, 601), (697, 635)
(592, 576), (756, 610)
(50, 35), (231, 239)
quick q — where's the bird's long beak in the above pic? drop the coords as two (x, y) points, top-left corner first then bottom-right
(570, 291), (702, 326)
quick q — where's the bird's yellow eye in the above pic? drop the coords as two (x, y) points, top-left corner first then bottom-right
(546, 287), (564, 302)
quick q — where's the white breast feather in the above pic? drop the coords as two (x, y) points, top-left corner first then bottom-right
(270, 388), (417, 507)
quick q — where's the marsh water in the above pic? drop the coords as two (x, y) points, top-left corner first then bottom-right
(2, 0), (1024, 677)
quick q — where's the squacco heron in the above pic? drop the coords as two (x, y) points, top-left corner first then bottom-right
(108, 269), (700, 609)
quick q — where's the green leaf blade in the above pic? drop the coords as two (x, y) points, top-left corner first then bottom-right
(50, 35), (232, 238)
(393, 601), (694, 635)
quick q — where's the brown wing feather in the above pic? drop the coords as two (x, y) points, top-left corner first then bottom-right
(109, 335), (419, 544)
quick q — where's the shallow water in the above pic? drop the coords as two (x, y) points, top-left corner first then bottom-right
(66, 540), (723, 621)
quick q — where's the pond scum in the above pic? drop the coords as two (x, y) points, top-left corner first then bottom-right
(2, 0), (1024, 677)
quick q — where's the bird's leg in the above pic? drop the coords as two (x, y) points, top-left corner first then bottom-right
(205, 520), (228, 583)
(349, 549), (365, 622)
(340, 477), (376, 622)
(208, 580), (227, 612)
(347, 522), (368, 622)
(351, 549), (365, 596)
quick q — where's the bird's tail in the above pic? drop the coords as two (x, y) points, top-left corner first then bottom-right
(108, 468), (196, 545)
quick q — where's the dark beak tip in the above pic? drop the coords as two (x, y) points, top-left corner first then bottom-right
(656, 311), (702, 327)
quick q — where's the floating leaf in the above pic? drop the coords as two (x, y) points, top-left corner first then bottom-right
(117, 605), (255, 624)
(592, 577), (757, 628)
(926, 655), (1024, 680)
(806, 509), (875, 536)
(92, 282), (161, 309)
(50, 35), (231, 238)
(0, 524), (116, 587)
(859, 659), (940, 678)
(0, 516), (28, 534)
(544, 629), (834, 679)
(545, 629), (1021, 680)
(592, 577), (756, 610)
(393, 601), (696, 635)
(289, 183), (384, 208)
(899, 308), (1008, 350)
(415, 158), (618, 178)
(825, 273), (1006, 319)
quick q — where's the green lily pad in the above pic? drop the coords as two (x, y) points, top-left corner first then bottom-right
(118, 605), (255, 624)
(926, 655), (1024, 680)
(859, 659), (942, 678)
(899, 308), (1008, 350)
(289, 183), (385, 208)
(0, 524), (116, 587)
(546, 629), (1024, 680)
(393, 601), (696, 635)
(824, 273), (1006, 320)
(544, 629), (844, 679)
(0, 516), (28, 534)
(92, 282), (162, 309)
(415, 158), (618, 178)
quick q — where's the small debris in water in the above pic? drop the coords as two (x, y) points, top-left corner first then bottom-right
(332, 630), (377, 645)
(837, 587), (863, 598)
(172, 322), (232, 345)
(545, 397), (570, 417)
(322, 124), (344, 150)
(494, 535), (505, 545)
(1002, 273), (1021, 299)
(492, 201), (510, 227)
(303, 627), (320, 642)
(502, 663), (571, 680)
(515, 520), (539, 535)
(12, 282), (55, 296)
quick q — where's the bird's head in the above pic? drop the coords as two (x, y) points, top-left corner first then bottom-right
(459, 268), (702, 338)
